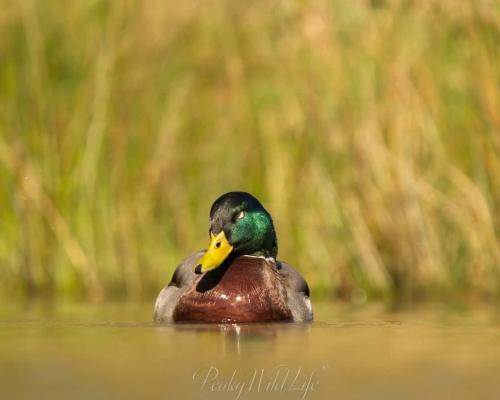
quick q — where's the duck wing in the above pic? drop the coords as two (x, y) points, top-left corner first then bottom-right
(153, 250), (204, 322)
(278, 261), (313, 322)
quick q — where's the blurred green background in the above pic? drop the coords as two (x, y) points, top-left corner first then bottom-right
(1, 0), (499, 303)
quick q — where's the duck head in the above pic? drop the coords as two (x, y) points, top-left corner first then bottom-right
(194, 192), (278, 274)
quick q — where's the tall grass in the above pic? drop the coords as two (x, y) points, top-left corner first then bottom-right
(0, 0), (499, 302)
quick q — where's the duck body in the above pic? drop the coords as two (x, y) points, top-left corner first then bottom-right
(154, 253), (312, 323)
(153, 192), (313, 323)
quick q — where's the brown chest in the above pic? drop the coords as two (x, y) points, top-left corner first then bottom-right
(173, 257), (292, 323)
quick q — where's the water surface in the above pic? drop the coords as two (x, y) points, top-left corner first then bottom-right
(1, 301), (500, 399)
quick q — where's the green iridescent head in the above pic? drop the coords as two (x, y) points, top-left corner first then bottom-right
(194, 192), (278, 274)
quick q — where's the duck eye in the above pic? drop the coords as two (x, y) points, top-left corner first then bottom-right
(236, 211), (245, 220)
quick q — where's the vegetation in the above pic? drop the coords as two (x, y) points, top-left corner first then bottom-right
(1, 0), (499, 302)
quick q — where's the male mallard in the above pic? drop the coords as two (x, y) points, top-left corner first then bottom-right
(153, 192), (313, 323)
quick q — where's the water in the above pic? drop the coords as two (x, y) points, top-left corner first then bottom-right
(1, 301), (500, 400)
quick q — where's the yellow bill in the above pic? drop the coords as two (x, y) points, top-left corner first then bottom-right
(194, 231), (233, 274)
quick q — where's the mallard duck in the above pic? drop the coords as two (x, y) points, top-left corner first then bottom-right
(153, 192), (313, 323)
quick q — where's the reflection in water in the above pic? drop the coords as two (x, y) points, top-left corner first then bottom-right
(167, 322), (311, 355)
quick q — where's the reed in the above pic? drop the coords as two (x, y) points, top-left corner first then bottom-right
(0, 0), (499, 302)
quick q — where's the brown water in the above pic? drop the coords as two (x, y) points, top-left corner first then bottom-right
(1, 301), (500, 400)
